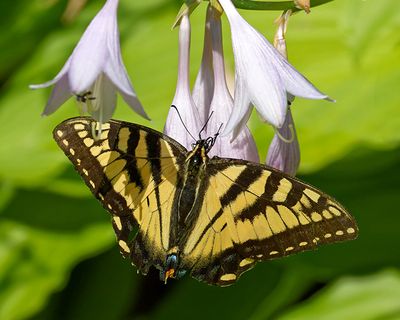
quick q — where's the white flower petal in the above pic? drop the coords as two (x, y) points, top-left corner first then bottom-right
(104, 52), (141, 101)
(29, 57), (71, 89)
(164, 14), (201, 150)
(97, 2), (149, 120)
(192, 5), (214, 123)
(68, 0), (118, 93)
(32, 0), (148, 122)
(208, 91), (259, 162)
(104, 16), (137, 95)
(222, 77), (251, 135)
(231, 105), (253, 141)
(164, 102), (200, 150)
(218, 0), (331, 132)
(89, 73), (117, 123)
(266, 108), (300, 176)
(265, 11), (300, 176)
(41, 73), (71, 116)
(245, 58), (287, 127)
(120, 90), (149, 120)
(205, 7), (258, 162)
(277, 56), (331, 100)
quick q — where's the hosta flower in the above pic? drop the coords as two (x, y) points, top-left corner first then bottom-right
(30, 0), (148, 124)
(266, 104), (300, 176)
(205, 6), (259, 162)
(192, 11), (214, 124)
(164, 14), (201, 150)
(217, 0), (331, 135)
(266, 11), (300, 175)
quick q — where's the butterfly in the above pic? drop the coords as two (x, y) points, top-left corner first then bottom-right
(54, 117), (358, 286)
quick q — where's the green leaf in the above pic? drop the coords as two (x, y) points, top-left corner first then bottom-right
(248, 265), (315, 320)
(0, 0), (65, 80)
(0, 181), (14, 213)
(151, 263), (287, 319)
(32, 249), (139, 320)
(0, 189), (114, 320)
(277, 269), (400, 320)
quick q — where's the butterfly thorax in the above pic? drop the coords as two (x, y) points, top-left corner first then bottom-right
(177, 142), (209, 228)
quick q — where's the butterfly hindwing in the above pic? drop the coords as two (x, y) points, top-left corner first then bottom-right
(186, 158), (358, 286)
(53, 117), (187, 274)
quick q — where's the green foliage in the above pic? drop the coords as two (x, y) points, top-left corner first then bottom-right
(277, 270), (400, 320)
(0, 0), (399, 319)
(0, 189), (113, 320)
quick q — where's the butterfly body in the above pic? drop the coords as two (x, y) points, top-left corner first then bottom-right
(54, 117), (358, 286)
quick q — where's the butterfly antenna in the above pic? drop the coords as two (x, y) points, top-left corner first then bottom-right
(212, 122), (224, 146)
(216, 122), (224, 137)
(171, 105), (197, 141)
(199, 111), (214, 140)
(205, 122), (224, 152)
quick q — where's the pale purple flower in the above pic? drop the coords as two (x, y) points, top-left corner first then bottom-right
(164, 14), (201, 150)
(192, 11), (214, 124)
(30, 0), (148, 123)
(266, 105), (300, 176)
(205, 6), (259, 162)
(266, 11), (300, 176)
(218, 0), (331, 135)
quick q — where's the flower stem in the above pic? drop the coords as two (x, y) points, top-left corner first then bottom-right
(231, 0), (333, 11)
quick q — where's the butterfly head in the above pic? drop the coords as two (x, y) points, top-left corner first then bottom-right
(187, 138), (215, 169)
(192, 136), (216, 154)
(160, 253), (187, 284)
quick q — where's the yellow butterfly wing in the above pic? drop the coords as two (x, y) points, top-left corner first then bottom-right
(183, 159), (358, 286)
(54, 117), (187, 274)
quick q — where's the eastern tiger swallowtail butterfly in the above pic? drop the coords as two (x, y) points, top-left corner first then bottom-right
(54, 117), (358, 286)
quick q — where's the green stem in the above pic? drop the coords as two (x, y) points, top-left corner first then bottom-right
(231, 0), (334, 11)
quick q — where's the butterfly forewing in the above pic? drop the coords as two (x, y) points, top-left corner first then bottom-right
(53, 117), (187, 273)
(187, 158), (358, 286)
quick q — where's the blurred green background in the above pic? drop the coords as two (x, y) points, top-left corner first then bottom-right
(0, 0), (399, 319)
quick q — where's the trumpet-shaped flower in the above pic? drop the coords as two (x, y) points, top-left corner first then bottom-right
(30, 0), (148, 124)
(192, 11), (214, 124)
(265, 11), (300, 175)
(217, 0), (331, 135)
(266, 105), (300, 176)
(164, 14), (201, 150)
(205, 6), (259, 162)
(266, 11), (300, 175)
